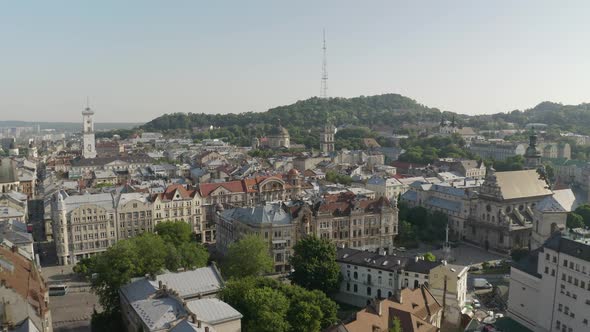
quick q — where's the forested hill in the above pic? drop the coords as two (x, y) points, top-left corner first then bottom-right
(140, 94), (448, 132)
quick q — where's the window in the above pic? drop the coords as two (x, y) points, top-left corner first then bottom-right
(353, 272), (358, 280)
(353, 284), (357, 293)
(346, 283), (350, 291)
(367, 287), (371, 296)
(564, 259), (568, 267)
(545, 266), (549, 274)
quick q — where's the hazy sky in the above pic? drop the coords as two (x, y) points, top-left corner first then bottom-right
(2, 1), (590, 122)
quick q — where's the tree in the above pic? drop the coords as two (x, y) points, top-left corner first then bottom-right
(133, 233), (167, 276)
(220, 277), (338, 332)
(567, 212), (585, 229)
(574, 204), (590, 227)
(178, 242), (209, 269)
(91, 240), (140, 312)
(423, 252), (436, 262)
(154, 221), (193, 247)
(243, 287), (290, 332)
(289, 236), (341, 294)
(223, 234), (273, 279)
(390, 316), (403, 332)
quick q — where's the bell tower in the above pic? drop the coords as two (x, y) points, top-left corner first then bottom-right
(82, 102), (97, 159)
(320, 122), (335, 154)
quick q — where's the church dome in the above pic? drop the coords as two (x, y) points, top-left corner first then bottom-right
(269, 124), (289, 136)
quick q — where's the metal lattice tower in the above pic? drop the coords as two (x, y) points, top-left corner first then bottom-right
(320, 29), (328, 99)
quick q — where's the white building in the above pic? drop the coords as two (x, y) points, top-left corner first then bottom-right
(335, 247), (468, 323)
(508, 232), (590, 332)
(82, 105), (96, 159)
(365, 176), (404, 201)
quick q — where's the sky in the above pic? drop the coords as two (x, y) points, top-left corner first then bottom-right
(2, 1), (590, 122)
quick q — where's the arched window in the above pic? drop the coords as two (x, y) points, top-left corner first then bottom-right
(367, 287), (372, 296)
(353, 272), (358, 280)
(377, 289), (382, 299)
(353, 284), (358, 293)
(414, 280), (419, 288)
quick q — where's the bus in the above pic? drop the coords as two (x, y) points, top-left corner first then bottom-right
(48, 284), (69, 296)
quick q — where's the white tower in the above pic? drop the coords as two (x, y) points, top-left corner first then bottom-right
(82, 103), (96, 159)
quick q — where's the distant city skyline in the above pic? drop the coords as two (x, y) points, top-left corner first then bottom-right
(2, 1), (590, 122)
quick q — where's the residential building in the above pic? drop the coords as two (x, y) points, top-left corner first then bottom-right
(508, 232), (590, 332)
(152, 184), (209, 243)
(0, 245), (52, 332)
(365, 176), (405, 201)
(314, 194), (397, 253)
(449, 160), (486, 179)
(51, 191), (117, 265)
(120, 266), (241, 332)
(199, 171), (302, 229)
(335, 247), (466, 323)
(469, 140), (526, 161)
(329, 287), (442, 332)
(0, 220), (34, 257)
(0, 158), (20, 194)
(115, 191), (154, 240)
(216, 203), (306, 273)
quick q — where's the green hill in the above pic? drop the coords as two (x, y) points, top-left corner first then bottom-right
(140, 94), (447, 131)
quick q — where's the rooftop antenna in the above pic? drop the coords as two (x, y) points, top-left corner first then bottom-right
(85, 96), (90, 110)
(320, 29), (328, 99)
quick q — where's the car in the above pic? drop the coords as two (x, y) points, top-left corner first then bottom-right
(398, 247), (406, 252)
(503, 274), (511, 280)
(469, 266), (480, 272)
(472, 299), (481, 309)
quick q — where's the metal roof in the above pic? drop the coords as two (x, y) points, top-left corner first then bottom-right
(186, 298), (243, 325)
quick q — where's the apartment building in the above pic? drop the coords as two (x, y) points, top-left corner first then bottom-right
(335, 247), (467, 322)
(508, 232), (590, 332)
(151, 184), (209, 243)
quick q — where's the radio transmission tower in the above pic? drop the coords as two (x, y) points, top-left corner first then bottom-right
(320, 29), (328, 99)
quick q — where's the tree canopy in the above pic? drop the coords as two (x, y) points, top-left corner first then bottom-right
(222, 234), (274, 279)
(220, 276), (338, 332)
(289, 236), (341, 294)
(155, 221), (194, 247)
(73, 227), (209, 315)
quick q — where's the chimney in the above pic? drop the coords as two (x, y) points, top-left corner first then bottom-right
(190, 314), (197, 323)
(414, 256), (419, 262)
(197, 320), (201, 328)
(377, 299), (382, 316)
(163, 285), (167, 291)
(11, 245), (17, 253)
(158, 280), (163, 289)
(205, 327), (209, 332)
(396, 259), (401, 265)
(442, 260), (447, 266)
